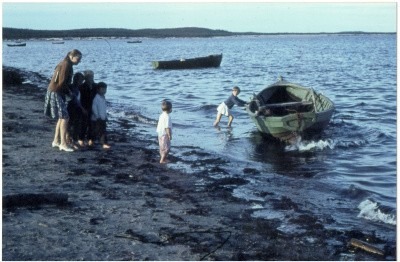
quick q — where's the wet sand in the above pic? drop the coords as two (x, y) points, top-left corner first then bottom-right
(2, 68), (395, 260)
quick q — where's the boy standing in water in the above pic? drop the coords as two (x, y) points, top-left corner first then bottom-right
(156, 100), (173, 164)
(213, 86), (247, 127)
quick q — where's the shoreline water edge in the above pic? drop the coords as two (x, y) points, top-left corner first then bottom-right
(2, 67), (396, 260)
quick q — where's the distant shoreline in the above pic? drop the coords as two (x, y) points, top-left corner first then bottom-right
(3, 27), (396, 40)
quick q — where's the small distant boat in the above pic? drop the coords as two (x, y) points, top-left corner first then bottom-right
(7, 43), (26, 47)
(127, 40), (142, 44)
(152, 54), (222, 70)
(52, 41), (65, 44)
(245, 77), (335, 142)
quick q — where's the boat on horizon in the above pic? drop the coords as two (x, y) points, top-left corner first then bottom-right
(52, 41), (65, 44)
(127, 40), (142, 43)
(245, 77), (335, 142)
(7, 43), (26, 47)
(152, 54), (222, 70)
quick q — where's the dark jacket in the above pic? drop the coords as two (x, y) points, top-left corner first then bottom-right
(224, 95), (246, 109)
(48, 58), (73, 94)
(79, 82), (97, 112)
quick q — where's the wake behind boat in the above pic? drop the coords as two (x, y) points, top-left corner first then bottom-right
(245, 77), (335, 142)
(152, 54), (222, 70)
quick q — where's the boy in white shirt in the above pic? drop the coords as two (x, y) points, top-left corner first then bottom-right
(156, 100), (172, 164)
(91, 82), (111, 149)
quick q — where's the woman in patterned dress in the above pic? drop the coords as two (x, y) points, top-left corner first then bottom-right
(44, 49), (82, 152)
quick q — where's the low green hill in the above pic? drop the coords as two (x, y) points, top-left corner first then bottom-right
(3, 27), (394, 40)
(3, 27), (241, 40)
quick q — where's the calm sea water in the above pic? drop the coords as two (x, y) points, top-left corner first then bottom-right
(4, 34), (396, 251)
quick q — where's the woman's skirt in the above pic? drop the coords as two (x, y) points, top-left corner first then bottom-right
(44, 90), (69, 119)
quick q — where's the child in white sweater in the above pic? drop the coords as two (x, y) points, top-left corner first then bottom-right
(156, 100), (172, 164)
(91, 82), (111, 149)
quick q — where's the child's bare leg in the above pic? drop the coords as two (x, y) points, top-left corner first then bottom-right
(160, 149), (170, 163)
(66, 131), (71, 145)
(227, 115), (234, 127)
(160, 154), (165, 163)
(213, 113), (222, 126)
(160, 152), (167, 163)
(159, 135), (170, 163)
(100, 129), (111, 149)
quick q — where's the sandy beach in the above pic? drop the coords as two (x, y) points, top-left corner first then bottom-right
(2, 67), (394, 261)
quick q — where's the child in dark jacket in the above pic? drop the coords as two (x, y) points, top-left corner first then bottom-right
(79, 70), (97, 146)
(213, 86), (247, 127)
(67, 72), (86, 148)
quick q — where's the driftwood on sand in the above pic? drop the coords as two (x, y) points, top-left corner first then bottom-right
(348, 238), (385, 256)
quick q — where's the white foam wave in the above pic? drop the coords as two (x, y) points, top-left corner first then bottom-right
(285, 139), (336, 152)
(357, 199), (396, 225)
(335, 139), (367, 148)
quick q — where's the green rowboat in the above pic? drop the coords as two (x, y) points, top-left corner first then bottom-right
(245, 77), (334, 142)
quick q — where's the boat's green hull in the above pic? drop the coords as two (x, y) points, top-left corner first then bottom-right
(245, 79), (334, 141)
(248, 110), (333, 140)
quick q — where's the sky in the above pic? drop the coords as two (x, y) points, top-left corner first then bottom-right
(1, 1), (397, 33)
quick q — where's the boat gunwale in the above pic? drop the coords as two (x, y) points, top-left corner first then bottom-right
(253, 80), (335, 113)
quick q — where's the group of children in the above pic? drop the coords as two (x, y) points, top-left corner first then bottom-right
(66, 76), (246, 162)
(46, 49), (245, 162)
(45, 50), (114, 152)
(156, 86), (247, 164)
(66, 70), (111, 150)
